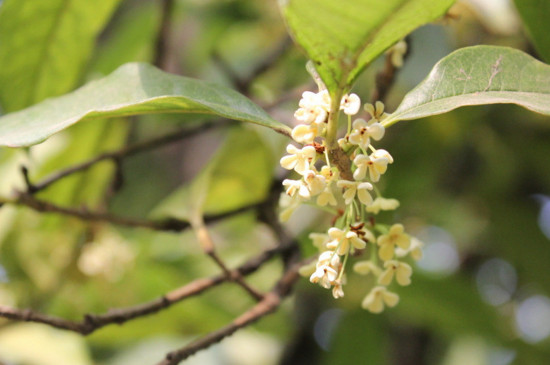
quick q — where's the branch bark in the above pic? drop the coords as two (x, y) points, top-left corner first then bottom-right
(0, 242), (293, 335)
(157, 257), (304, 365)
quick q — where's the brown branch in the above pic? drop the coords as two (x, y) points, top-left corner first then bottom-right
(194, 221), (264, 301)
(371, 38), (410, 104)
(29, 121), (226, 193)
(0, 242), (293, 335)
(154, 0), (175, 70)
(10, 191), (261, 232)
(157, 257), (304, 365)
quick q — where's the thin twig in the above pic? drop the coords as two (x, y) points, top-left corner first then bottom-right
(0, 242), (292, 335)
(193, 221), (264, 301)
(157, 257), (304, 365)
(30, 121), (226, 193)
(371, 38), (410, 104)
(7, 192), (261, 232)
(154, 0), (175, 70)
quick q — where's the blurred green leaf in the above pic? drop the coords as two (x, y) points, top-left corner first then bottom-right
(514, 0), (550, 63)
(152, 126), (273, 221)
(0, 62), (291, 147)
(281, 0), (454, 94)
(0, 0), (122, 112)
(384, 46), (550, 126)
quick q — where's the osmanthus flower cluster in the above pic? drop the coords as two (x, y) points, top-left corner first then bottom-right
(279, 87), (424, 313)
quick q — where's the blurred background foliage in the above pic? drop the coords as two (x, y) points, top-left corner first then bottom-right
(0, 0), (549, 364)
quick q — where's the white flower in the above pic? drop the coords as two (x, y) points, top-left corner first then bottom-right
(303, 170), (326, 196)
(280, 144), (316, 175)
(340, 93), (361, 115)
(366, 197), (400, 214)
(310, 250), (341, 289)
(310, 265), (338, 289)
(377, 223), (411, 261)
(353, 150), (393, 182)
(378, 260), (413, 286)
(361, 286), (399, 313)
(353, 260), (382, 276)
(348, 118), (385, 150)
(332, 282), (345, 298)
(294, 90), (331, 124)
(291, 123), (324, 144)
(282, 179), (309, 199)
(337, 180), (373, 206)
(326, 227), (367, 255)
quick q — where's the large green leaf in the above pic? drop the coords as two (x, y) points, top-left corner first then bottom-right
(0, 62), (290, 147)
(514, 0), (550, 63)
(383, 46), (550, 126)
(281, 0), (455, 93)
(0, 0), (122, 112)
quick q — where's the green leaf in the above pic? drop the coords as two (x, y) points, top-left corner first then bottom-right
(0, 0), (122, 112)
(151, 126), (273, 221)
(384, 46), (550, 126)
(281, 0), (455, 93)
(514, 0), (550, 63)
(0, 62), (290, 147)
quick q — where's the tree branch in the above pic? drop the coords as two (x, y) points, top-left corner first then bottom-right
(3, 191), (261, 232)
(0, 242), (293, 335)
(154, 0), (175, 70)
(157, 257), (304, 365)
(28, 121), (226, 193)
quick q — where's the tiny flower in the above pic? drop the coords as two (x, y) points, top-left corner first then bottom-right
(337, 180), (373, 206)
(317, 250), (341, 268)
(353, 150), (392, 182)
(319, 165), (338, 182)
(282, 179), (309, 199)
(309, 232), (329, 251)
(396, 237), (424, 261)
(340, 93), (361, 115)
(377, 224), (411, 261)
(361, 286), (399, 313)
(280, 144), (317, 174)
(294, 90), (331, 124)
(365, 101), (388, 121)
(310, 264), (338, 289)
(310, 250), (341, 289)
(303, 170), (326, 196)
(366, 197), (400, 214)
(378, 260), (413, 286)
(348, 118), (385, 150)
(291, 124), (324, 144)
(326, 227), (366, 255)
(353, 260), (382, 276)
(332, 281), (345, 298)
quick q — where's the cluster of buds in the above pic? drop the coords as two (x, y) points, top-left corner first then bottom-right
(280, 87), (423, 313)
